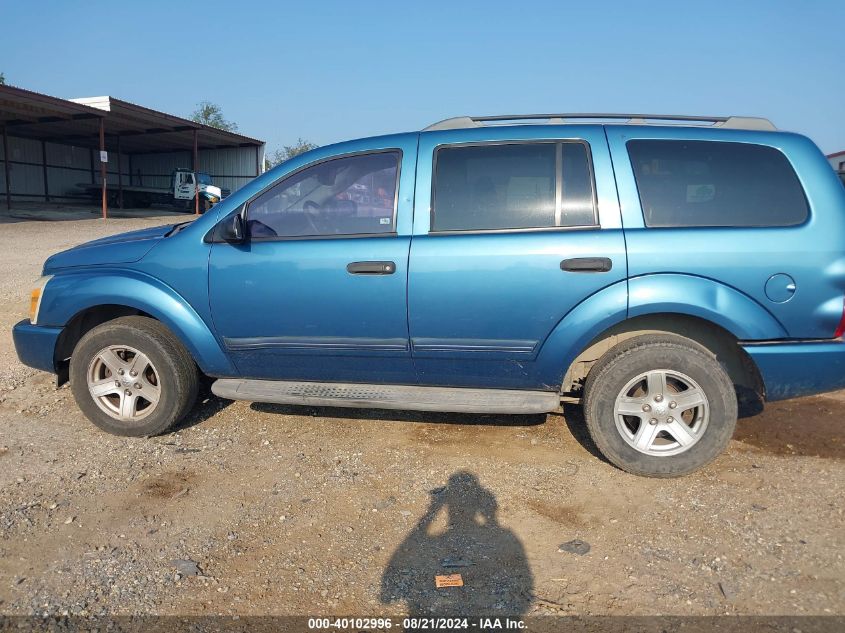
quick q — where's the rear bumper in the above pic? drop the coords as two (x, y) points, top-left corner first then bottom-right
(12, 319), (62, 373)
(743, 339), (845, 401)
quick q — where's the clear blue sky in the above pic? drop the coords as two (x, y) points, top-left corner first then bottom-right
(1, 0), (843, 154)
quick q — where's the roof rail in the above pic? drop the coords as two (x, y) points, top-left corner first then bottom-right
(423, 113), (777, 132)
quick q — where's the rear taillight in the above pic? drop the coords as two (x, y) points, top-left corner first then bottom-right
(835, 296), (845, 339)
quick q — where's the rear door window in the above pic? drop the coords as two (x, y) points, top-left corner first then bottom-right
(627, 140), (808, 227)
(431, 142), (597, 232)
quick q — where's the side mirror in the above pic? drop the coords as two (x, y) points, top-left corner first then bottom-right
(218, 213), (245, 244)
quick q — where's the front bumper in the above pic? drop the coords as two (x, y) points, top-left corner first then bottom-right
(12, 319), (62, 373)
(743, 339), (845, 401)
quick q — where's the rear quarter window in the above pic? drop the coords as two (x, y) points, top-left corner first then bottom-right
(627, 140), (809, 228)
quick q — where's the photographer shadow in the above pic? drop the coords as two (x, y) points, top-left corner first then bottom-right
(380, 471), (532, 619)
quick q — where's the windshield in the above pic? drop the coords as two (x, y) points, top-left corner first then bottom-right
(197, 172), (213, 185)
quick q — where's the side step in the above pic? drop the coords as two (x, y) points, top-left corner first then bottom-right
(211, 379), (560, 415)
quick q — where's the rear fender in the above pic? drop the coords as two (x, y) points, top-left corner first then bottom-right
(628, 274), (788, 340)
(533, 281), (628, 389)
(534, 274), (788, 389)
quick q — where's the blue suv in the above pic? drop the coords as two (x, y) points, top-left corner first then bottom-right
(13, 113), (845, 477)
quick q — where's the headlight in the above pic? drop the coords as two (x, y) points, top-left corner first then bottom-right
(29, 275), (53, 324)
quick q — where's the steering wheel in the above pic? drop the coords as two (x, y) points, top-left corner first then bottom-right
(303, 200), (322, 234)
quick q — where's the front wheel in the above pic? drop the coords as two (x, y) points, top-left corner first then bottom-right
(583, 334), (737, 477)
(69, 317), (199, 437)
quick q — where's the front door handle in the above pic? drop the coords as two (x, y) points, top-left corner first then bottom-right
(347, 261), (396, 275)
(561, 257), (613, 273)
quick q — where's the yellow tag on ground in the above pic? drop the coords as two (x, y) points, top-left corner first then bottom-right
(435, 573), (464, 588)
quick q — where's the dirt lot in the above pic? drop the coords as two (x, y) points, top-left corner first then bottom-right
(0, 208), (843, 620)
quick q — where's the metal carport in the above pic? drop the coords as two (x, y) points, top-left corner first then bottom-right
(0, 84), (264, 218)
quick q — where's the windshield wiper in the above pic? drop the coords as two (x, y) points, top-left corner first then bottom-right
(165, 222), (191, 237)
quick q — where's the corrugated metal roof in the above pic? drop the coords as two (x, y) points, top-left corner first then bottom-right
(0, 83), (104, 123)
(1, 84), (263, 153)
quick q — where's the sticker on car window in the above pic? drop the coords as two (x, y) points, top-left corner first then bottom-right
(379, 217), (391, 225)
(687, 184), (715, 203)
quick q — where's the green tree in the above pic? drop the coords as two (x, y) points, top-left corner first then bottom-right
(0, 72), (6, 85)
(190, 101), (238, 132)
(265, 138), (319, 169)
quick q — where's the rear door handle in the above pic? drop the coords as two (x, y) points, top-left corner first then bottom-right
(346, 261), (396, 275)
(561, 257), (613, 273)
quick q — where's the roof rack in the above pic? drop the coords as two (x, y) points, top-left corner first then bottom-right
(423, 113), (777, 132)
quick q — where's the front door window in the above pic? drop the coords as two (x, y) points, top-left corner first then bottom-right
(246, 151), (400, 238)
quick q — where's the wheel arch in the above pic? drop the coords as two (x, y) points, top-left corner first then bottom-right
(42, 270), (235, 380)
(627, 273), (789, 341)
(560, 313), (765, 405)
(533, 276), (781, 399)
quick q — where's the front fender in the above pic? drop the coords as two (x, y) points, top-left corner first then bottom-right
(37, 268), (235, 376)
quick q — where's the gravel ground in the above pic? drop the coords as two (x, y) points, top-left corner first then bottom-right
(0, 207), (843, 619)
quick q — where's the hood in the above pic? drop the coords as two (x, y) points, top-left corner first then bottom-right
(43, 224), (178, 273)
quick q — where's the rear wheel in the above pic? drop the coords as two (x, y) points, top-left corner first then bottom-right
(69, 317), (199, 437)
(583, 334), (737, 477)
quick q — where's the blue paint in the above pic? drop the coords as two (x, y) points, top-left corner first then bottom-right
(605, 125), (845, 339)
(35, 269), (234, 376)
(744, 341), (845, 400)
(627, 274), (788, 340)
(12, 320), (62, 373)
(43, 224), (175, 271)
(13, 121), (845, 405)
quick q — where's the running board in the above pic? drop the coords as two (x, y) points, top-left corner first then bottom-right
(211, 379), (560, 414)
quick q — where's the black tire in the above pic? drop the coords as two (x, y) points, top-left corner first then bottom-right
(583, 334), (737, 477)
(198, 197), (210, 214)
(69, 316), (199, 437)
